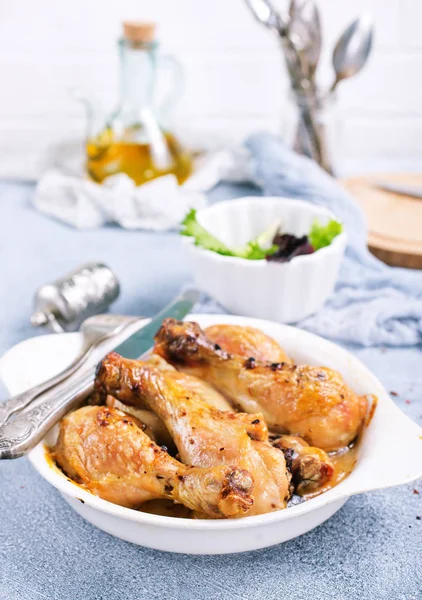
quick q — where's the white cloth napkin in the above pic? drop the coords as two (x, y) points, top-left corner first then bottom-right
(33, 170), (206, 231)
(33, 148), (251, 230)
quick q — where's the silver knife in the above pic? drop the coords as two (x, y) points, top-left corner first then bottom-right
(0, 288), (200, 459)
(373, 180), (422, 200)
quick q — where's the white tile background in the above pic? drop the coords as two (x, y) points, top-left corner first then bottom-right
(0, 0), (420, 179)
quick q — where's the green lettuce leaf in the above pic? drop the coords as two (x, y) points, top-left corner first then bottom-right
(309, 218), (343, 251)
(180, 209), (234, 256)
(180, 209), (276, 260)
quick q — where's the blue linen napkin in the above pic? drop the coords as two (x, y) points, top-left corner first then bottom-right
(246, 133), (422, 346)
(203, 133), (422, 347)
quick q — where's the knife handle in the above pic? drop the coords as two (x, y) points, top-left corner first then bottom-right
(0, 367), (95, 459)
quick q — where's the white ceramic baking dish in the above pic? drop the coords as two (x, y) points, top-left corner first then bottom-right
(0, 314), (420, 555)
(183, 197), (347, 323)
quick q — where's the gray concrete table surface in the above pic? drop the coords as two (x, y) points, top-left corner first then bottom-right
(0, 182), (421, 600)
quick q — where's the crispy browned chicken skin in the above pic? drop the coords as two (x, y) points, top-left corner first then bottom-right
(96, 353), (291, 515)
(205, 324), (291, 364)
(153, 319), (368, 452)
(55, 405), (254, 518)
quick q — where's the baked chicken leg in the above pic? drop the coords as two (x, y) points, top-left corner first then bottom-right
(153, 319), (368, 452)
(96, 353), (291, 515)
(54, 405), (254, 518)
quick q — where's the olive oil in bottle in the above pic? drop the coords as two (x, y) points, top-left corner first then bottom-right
(86, 22), (193, 186)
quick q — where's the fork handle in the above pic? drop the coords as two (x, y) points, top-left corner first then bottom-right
(0, 367), (95, 459)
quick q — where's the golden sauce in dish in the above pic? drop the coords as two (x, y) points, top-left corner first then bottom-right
(139, 499), (193, 519)
(298, 394), (378, 502)
(300, 441), (360, 502)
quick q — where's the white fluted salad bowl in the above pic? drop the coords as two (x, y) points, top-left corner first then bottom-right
(183, 197), (347, 323)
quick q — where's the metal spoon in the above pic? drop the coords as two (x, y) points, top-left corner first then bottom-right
(0, 314), (139, 428)
(330, 14), (374, 93)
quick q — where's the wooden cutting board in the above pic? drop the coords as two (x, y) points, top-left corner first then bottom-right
(341, 174), (422, 269)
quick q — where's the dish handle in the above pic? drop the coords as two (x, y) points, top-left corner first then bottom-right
(338, 399), (422, 497)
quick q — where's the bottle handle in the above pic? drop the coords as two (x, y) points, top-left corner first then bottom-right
(155, 53), (185, 121)
(70, 86), (103, 140)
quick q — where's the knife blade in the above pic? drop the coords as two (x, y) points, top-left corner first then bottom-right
(373, 180), (422, 200)
(115, 287), (199, 359)
(0, 288), (200, 459)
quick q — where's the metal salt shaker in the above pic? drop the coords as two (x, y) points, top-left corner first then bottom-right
(30, 262), (120, 333)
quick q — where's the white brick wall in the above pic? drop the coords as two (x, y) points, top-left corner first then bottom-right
(0, 0), (419, 179)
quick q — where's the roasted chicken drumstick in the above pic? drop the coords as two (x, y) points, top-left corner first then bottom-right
(153, 319), (368, 452)
(54, 405), (254, 518)
(96, 353), (291, 515)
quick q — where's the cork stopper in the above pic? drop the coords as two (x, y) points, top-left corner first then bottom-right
(123, 21), (156, 44)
